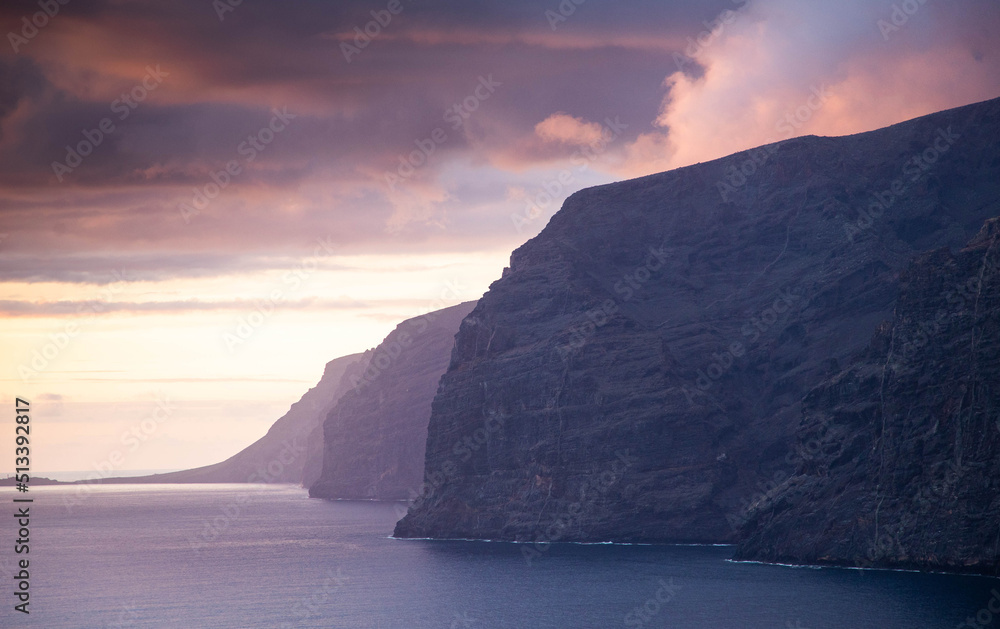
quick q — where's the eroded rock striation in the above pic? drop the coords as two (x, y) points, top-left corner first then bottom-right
(734, 218), (1000, 575)
(309, 301), (477, 500)
(394, 97), (1000, 545)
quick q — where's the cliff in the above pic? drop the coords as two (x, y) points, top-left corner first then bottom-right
(102, 352), (365, 485)
(309, 301), (477, 500)
(394, 97), (1000, 544)
(734, 218), (1000, 575)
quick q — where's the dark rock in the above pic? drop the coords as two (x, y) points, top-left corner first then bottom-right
(734, 217), (1000, 576)
(0, 476), (68, 486)
(394, 97), (1000, 545)
(309, 301), (477, 500)
(302, 356), (372, 487)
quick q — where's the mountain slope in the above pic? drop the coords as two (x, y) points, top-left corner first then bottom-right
(309, 301), (477, 500)
(104, 352), (365, 485)
(394, 97), (1000, 544)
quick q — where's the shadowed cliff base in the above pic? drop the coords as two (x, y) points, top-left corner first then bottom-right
(734, 217), (1000, 577)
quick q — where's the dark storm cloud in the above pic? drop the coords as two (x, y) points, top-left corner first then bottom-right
(1, 0), (996, 283)
(0, 0), (719, 185)
(0, 0), (725, 280)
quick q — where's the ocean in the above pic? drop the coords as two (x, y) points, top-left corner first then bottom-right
(4, 484), (996, 628)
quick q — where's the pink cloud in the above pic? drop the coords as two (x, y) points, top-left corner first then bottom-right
(535, 113), (605, 146)
(615, 0), (1000, 177)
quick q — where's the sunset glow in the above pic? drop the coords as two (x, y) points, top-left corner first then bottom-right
(2, 0), (998, 476)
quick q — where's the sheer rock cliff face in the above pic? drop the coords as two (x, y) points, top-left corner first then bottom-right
(309, 301), (477, 500)
(301, 356), (371, 487)
(735, 218), (1000, 575)
(394, 97), (1000, 545)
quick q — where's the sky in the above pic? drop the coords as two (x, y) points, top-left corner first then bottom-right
(1, 0), (998, 477)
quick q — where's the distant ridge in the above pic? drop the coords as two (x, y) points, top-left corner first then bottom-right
(97, 300), (476, 493)
(98, 352), (365, 485)
(310, 301), (477, 500)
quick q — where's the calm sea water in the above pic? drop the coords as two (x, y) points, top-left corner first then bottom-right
(4, 484), (996, 628)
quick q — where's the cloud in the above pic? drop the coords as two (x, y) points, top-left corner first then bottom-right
(324, 26), (689, 53)
(1, 0), (998, 278)
(4, 0), (999, 478)
(0, 0), (693, 262)
(0, 253), (361, 284)
(535, 113), (606, 146)
(0, 297), (368, 316)
(616, 0), (1000, 176)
